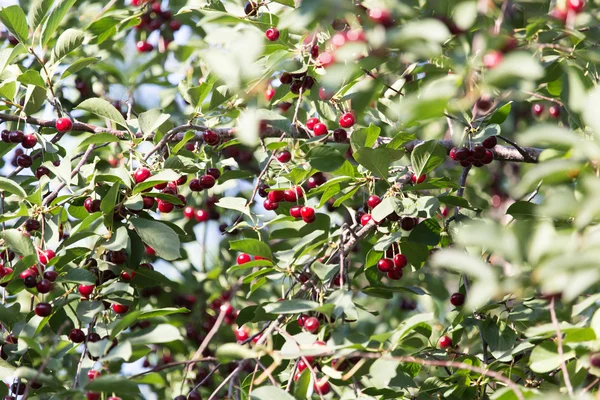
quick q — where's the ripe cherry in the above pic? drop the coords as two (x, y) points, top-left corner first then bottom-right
(244, 1), (258, 16)
(112, 304), (129, 314)
(78, 284), (95, 298)
(317, 52), (335, 68)
(591, 354), (600, 368)
(195, 209), (209, 222)
(439, 335), (453, 349)
(319, 87), (333, 100)
(184, 206), (195, 219)
(549, 105), (561, 119)
(24, 275), (37, 288)
(368, 8), (394, 27)
(306, 118), (320, 131)
(235, 327), (249, 342)
(280, 72), (292, 84)
(206, 168), (221, 179)
(25, 218), (41, 232)
(265, 27), (280, 41)
(367, 195), (381, 209)
(87, 370), (101, 380)
(22, 134), (37, 149)
(482, 136), (497, 149)
(109, 250), (127, 264)
(16, 154), (32, 168)
(43, 270), (58, 282)
(276, 150), (291, 163)
(35, 302), (52, 317)
(136, 41), (153, 52)
(482, 150), (494, 164)
(55, 118), (73, 133)
(333, 128), (347, 142)
(237, 253), (251, 265)
(377, 258), (393, 273)
(454, 147), (470, 160)
(483, 51), (503, 69)
(264, 87), (275, 101)
(290, 206), (302, 218)
(8, 130), (24, 143)
(411, 174), (426, 184)
(304, 317), (320, 333)
(450, 293), (465, 307)
(142, 196), (155, 209)
(387, 267), (403, 280)
(157, 200), (174, 213)
(314, 378), (331, 395)
(532, 103), (544, 117)
(264, 199), (279, 210)
(307, 173), (326, 189)
(472, 145), (486, 160)
(339, 112), (355, 128)
(401, 217), (417, 231)
(203, 129), (220, 146)
(69, 328), (85, 343)
(313, 123), (328, 136)
(84, 197), (101, 213)
(121, 270), (135, 281)
(567, 0), (585, 13)
(360, 214), (373, 226)
(268, 190), (285, 203)
(36, 279), (52, 293)
(300, 206), (315, 220)
(199, 175), (216, 189)
(35, 166), (50, 179)
(393, 254), (407, 268)
(134, 168), (151, 184)
(189, 178), (202, 192)
(39, 249), (55, 265)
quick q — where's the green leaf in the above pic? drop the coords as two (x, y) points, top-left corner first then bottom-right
(41, 0), (78, 46)
(128, 323), (183, 345)
(76, 300), (104, 324)
(371, 197), (402, 223)
(76, 98), (128, 129)
(485, 52), (544, 88)
(354, 147), (404, 179)
(79, 133), (121, 148)
(307, 145), (346, 172)
(271, 0), (295, 6)
(130, 218), (181, 260)
(350, 124), (381, 151)
(28, 0), (54, 31)
(0, 5), (29, 44)
(23, 85), (46, 114)
(251, 386), (296, 400)
(2, 229), (35, 257)
(529, 341), (575, 373)
(61, 56), (100, 79)
(86, 375), (141, 394)
(410, 140), (447, 177)
(229, 238), (272, 259)
(0, 177), (27, 198)
(216, 343), (259, 363)
(131, 169), (181, 194)
(263, 300), (319, 314)
(100, 182), (120, 215)
(506, 201), (537, 219)
(53, 28), (85, 61)
(138, 307), (190, 319)
(488, 102), (512, 124)
(138, 109), (170, 137)
(17, 70), (45, 88)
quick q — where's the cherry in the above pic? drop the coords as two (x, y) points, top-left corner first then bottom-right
(313, 123), (328, 136)
(314, 378), (331, 395)
(307, 173), (326, 189)
(482, 136), (497, 149)
(532, 103), (544, 117)
(10, 383), (25, 395)
(483, 51), (503, 69)
(290, 205), (302, 218)
(157, 200), (174, 213)
(401, 217), (417, 231)
(264, 87), (275, 101)
(306, 118), (320, 131)
(25, 218), (41, 232)
(55, 118), (73, 133)
(0, 129), (9, 142)
(199, 175), (216, 189)
(300, 206), (315, 220)
(169, 20), (182, 31)
(266, 27), (280, 41)
(333, 128), (347, 143)
(35, 302), (52, 317)
(319, 87), (333, 101)
(69, 328), (85, 343)
(591, 354), (600, 368)
(411, 174), (426, 184)
(121, 270), (135, 281)
(290, 80), (302, 94)
(173, 397), (186, 400)
(189, 178), (202, 191)
(23, 275), (37, 288)
(134, 168), (152, 184)
(142, 196), (155, 209)
(567, 0), (585, 13)
(136, 40), (153, 52)
(203, 129), (220, 146)
(301, 76), (315, 90)
(112, 303), (129, 314)
(195, 209), (209, 222)
(450, 293), (465, 307)
(79, 284), (95, 298)
(22, 134), (37, 148)
(367, 195), (381, 209)
(16, 154), (32, 168)
(439, 335), (453, 349)
(454, 147), (470, 161)
(187, 392), (202, 400)
(267, 190), (284, 203)
(276, 150), (291, 163)
(360, 214), (373, 226)
(472, 145), (486, 160)
(36, 279), (52, 293)
(237, 253), (252, 265)
(368, 8), (394, 27)
(304, 317), (320, 333)
(87, 370), (101, 380)
(184, 206), (195, 219)
(43, 270), (58, 282)
(339, 112), (355, 128)
(244, 1), (258, 16)
(35, 165), (51, 178)
(280, 72), (292, 84)
(393, 254), (407, 268)
(84, 197), (101, 213)
(387, 267), (403, 280)
(317, 52), (335, 68)
(482, 150), (494, 164)
(377, 258), (393, 273)
(235, 327), (249, 342)
(476, 97), (492, 111)
(109, 250), (127, 264)
(8, 130), (23, 143)
(549, 105), (561, 119)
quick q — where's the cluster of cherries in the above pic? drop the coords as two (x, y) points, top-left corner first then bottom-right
(278, 70), (316, 95)
(133, 0), (181, 52)
(531, 103), (561, 119)
(304, 112), (354, 139)
(551, 0), (586, 22)
(449, 136), (497, 168)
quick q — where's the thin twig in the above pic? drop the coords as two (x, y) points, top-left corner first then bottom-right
(549, 297), (573, 396)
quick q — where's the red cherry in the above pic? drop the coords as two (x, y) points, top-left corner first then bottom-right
(393, 254), (407, 268)
(567, 0), (585, 13)
(184, 206), (195, 219)
(439, 335), (453, 349)
(339, 112), (355, 128)
(367, 195), (381, 209)
(401, 217), (417, 231)
(87, 370), (101, 380)
(316, 52), (335, 68)
(234, 327), (249, 342)
(377, 258), (393, 272)
(264, 199), (279, 210)
(112, 304), (129, 314)
(331, 32), (347, 47)
(360, 214), (373, 226)
(43, 270), (58, 282)
(306, 118), (320, 131)
(142, 196), (155, 209)
(136, 41), (153, 52)
(300, 206), (315, 220)
(199, 175), (216, 189)
(86, 392), (101, 400)
(265, 87), (275, 101)
(591, 354), (600, 368)
(282, 189), (297, 203)
(532, 103), (545, 117)
(314, 378), (331, 395)
(297, 314), (307, 327)
(69, 328), (85, 343)
(332, 128), (347, 143)
(472, 145), (486, 160)
(482, 150), (494, 164)
(276, 150), (291, 163)
(157, 200), (174, 213)
(237, 254), (252, 265)
(549, 105), (561, 119)
(304, 317), (320, 333)
(55, 118), (73, 133)
(311, 44), (319, 58)
(195, 209), (209, 222)
(319, 87), (333, 101)
(84, 197), (101, 213)
(387, 267), (403, 280)
(368, 8), (394, 27)
(297, 359), (308, 372)
(16, 154), (32, 168)
(169, 19), (182, 31)
(482, 136), (497, 149)
(290, 205), (302, 218)
(411, 174), (426, 184)
(265, 27), (280, 41)
(450, 293), (465, 307)
(39, 249), (55, 265)
(313, 123), (328, 136)
(134, 168), (151, 184)
(22, 134), (37, 149)
(203, 129), (220, 146)
(121, 270), (135, 281)
(35, 302), (52, 317)
(268, 190), (285, 203)
(78, 284), (95, 298)
(35, 166), (51, 179)
(483, 51), (503, 69)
